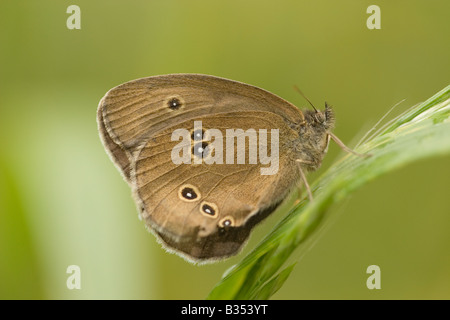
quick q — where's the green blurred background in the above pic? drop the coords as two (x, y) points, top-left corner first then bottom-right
(1, 0), (449, 299)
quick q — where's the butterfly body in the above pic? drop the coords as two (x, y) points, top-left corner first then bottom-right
(98, 74), (336, 262)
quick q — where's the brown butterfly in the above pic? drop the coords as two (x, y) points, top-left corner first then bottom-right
(97, 74), (366, 263)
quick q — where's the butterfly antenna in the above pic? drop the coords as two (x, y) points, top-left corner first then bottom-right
(293, 85), (318, 113)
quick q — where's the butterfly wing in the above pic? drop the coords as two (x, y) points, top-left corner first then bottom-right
(98, 74), (304, 261)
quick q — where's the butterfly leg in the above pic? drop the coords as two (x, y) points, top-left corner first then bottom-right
(327, 132), (371, 158)
(295, 160), (314, 202)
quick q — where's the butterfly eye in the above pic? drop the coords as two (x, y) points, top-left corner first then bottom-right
(314, 112), (326, 124)
(192, 142), (210, 158)
(179, 185), (201, 202)
(167, 97), (183, 110)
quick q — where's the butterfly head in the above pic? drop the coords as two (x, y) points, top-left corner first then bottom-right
(295, 103), (336, 171)
(304, 102), (335, 131)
